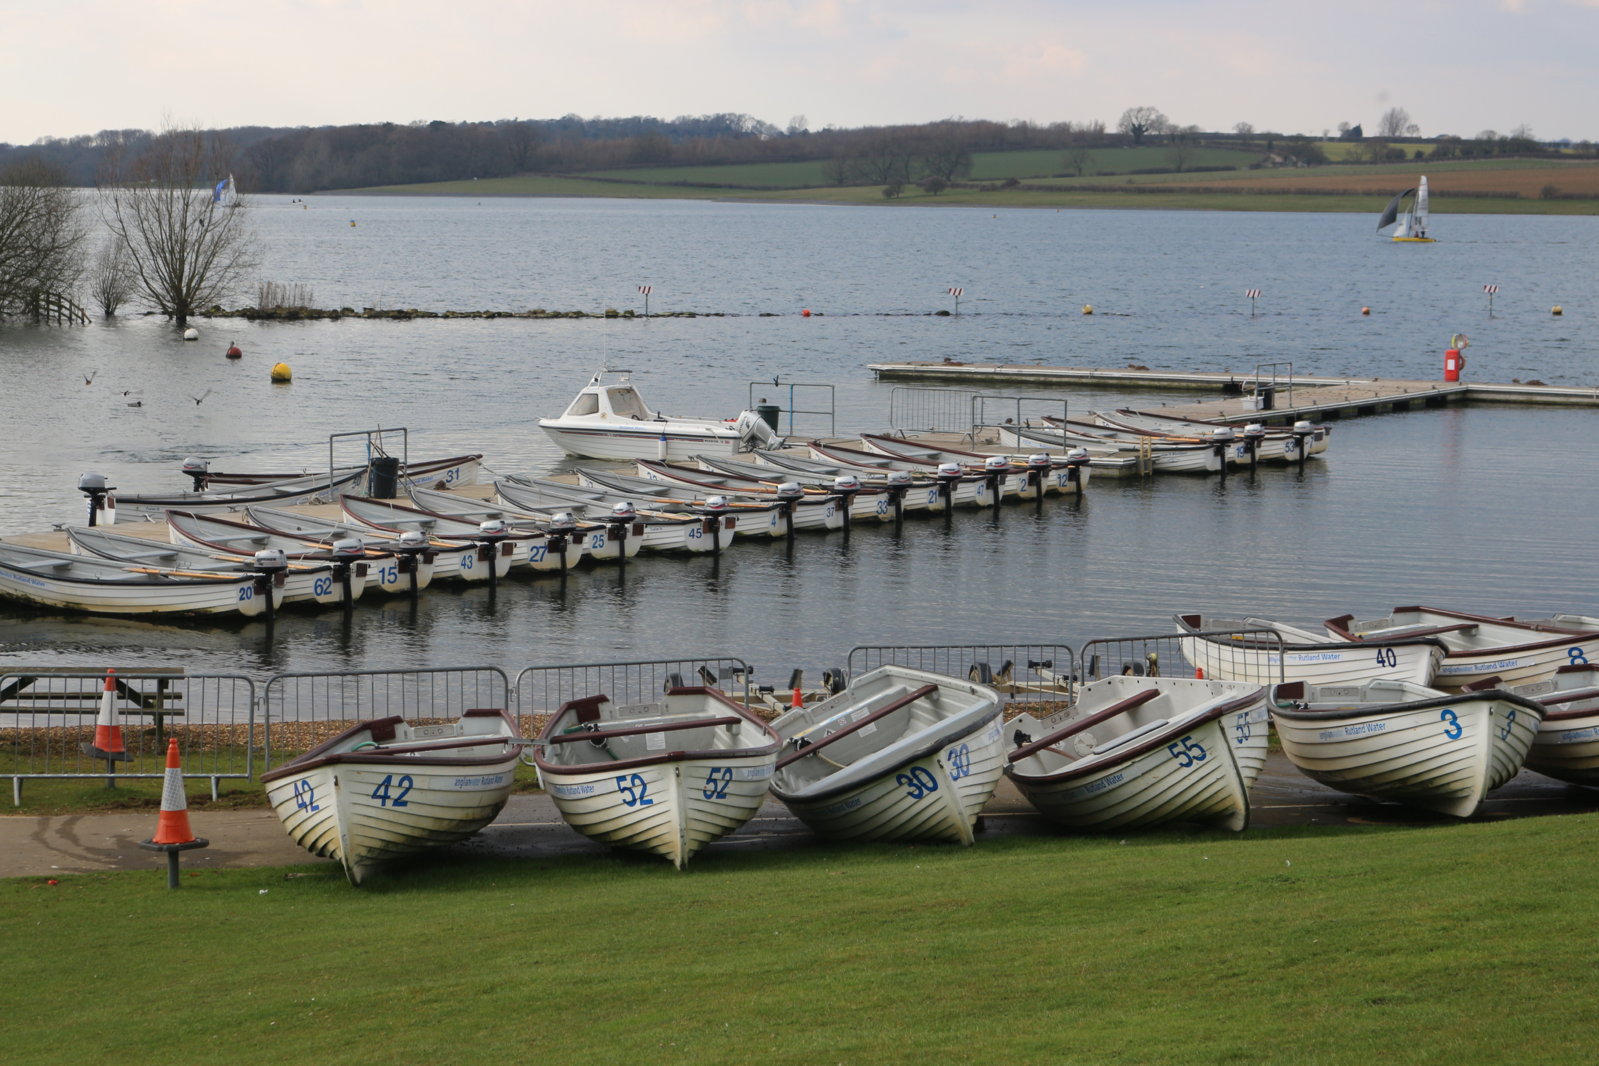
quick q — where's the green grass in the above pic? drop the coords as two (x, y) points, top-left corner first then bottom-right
(4, 813), (1596, 1064)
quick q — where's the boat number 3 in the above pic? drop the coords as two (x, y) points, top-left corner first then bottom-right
(1167, 736), (1207, 768)
(1374, 647), (1398, 669)
(896, 766), (940, 800)
(1570, 648), (1590, 665)
(615, 773), (654, 807)
(1498, 708), (1518, 742)
(1439, 709), (1463, 740)
(370, 774), (413, 807)
(946, 743), (972, 781)
(292, 779), (319, 813)
(701, 766), (733, 800)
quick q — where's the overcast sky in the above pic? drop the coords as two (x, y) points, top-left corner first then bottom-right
(4, 0), (1596, 146)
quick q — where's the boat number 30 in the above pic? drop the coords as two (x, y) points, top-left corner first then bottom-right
(946, 743), (972, 781)
(896, 765), (940, 800)
(1167, 735), (1207, 767)
(701, 766), (733, 799)
(370, 774), (414, 807)
(616, 773), (654, 807)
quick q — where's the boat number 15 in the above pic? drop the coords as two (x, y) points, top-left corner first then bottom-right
(1167, 736), (1207, 767)
(370, 774), (413, 807)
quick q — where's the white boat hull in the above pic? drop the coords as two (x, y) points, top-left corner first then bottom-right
(1176, 614), (1445, 687)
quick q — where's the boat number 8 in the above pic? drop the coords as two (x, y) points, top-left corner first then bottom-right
(1375, 647), (1398, 669)
(701, 766), (733, 799)
(1570, 648), (1590, 665)
(1167, 736), (1207, 767)
(370, 774), (413, 807)
(946, 744), (971, 781)
(1440, 709), (1463, 740)
(896, 766), (940, 800)
(616, 773), (654, 807)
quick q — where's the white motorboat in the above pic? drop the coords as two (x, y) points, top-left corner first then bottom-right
(769, 665), (1005, 845)
(1005, 675), (1270, 832)
(1175, 613), (1446, 687)
(260, 709), (524, 884)
(1325, 607), (1599, 690)
(538, 369), (780, 461)
(0, 539), (283, 619)
(532, 686), (781, 869)
(1270, 678), (1543, 817)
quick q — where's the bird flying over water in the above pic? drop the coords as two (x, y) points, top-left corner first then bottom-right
(191, 389), (212, 405)
(84, 370), (97, 385)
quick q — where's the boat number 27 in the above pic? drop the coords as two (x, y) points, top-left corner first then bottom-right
(370, 774), (413, 807)
(1167, 736), (1207, 767)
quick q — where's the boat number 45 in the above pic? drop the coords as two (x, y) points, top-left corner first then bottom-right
(1167, 735), (1208, 767)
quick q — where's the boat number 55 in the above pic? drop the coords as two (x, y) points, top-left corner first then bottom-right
(896, 766), (940, 799)
(1167, 736), (1207, 767)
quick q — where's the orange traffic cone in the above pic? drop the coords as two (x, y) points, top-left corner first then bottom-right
(1195, 667), (1206, 680)
(791, 687), (804, 708)
(81, 669), (129, 761)
(141, 739), (208, 887)
(149, 739), (198, 845)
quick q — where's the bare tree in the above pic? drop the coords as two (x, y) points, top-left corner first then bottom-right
(0, 158), (85, 321)
(87, 239), (134, 317)
(1064, 146), (1094, 177)
(98, 127), (257, 328)
(1233, 122), (1256, 141)
(1376, 107), (1413, 139)
(919, 125), (973, 182)
(1117, 106), (1167, 146)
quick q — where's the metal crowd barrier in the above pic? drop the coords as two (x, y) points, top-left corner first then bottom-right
(846, 643), (1079, 713)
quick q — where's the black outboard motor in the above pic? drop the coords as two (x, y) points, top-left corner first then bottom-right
(545, 510), (579, 576)
(475, 519), (511, 587)
(698, 495), (730, 558)
(251, 548), (289, 622)
(1209, 427), (1235, 481)
(1065, 448), (1091, 494)
(329, 535), (368, 607)
(78, 472), (115, 527)
(831, 475), (862, 534)
(181, 457), (209, 491)
(884, 470), (913, 525)
(391, 529), (433, 594)
(1026, 452), (1054, 498)
(1291, 420), (1317, 468)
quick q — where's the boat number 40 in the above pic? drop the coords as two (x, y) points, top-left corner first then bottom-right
(1374, 647), (1398, 669)
(1167, 736), (1207, 767)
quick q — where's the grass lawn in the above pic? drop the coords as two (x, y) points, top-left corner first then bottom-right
(3, 812), (1595, 1064)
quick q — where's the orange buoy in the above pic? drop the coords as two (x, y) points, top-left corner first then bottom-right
(1361, 306), (1370, 316)
(801, 309), (811, 317)
(225, 343), (242, 359)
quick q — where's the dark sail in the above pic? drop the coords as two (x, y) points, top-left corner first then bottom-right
(1377, 189), (1412, 231)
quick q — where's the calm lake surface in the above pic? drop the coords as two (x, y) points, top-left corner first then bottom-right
(1, 197), (1595, 683)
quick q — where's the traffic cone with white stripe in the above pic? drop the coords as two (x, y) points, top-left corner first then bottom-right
(141, 738), (208, 887)
(81, 669), (129, 762)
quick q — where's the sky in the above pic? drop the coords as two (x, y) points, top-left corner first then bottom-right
(3, 0), (1598, 146)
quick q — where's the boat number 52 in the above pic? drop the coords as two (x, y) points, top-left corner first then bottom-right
(1167, 735), (1207, 767)
(701, 766), (733, 799)
(616, 773), (654, 807)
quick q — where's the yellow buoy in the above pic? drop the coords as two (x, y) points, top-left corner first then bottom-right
(270, 362), (292, 383)
(1552, 305), (1563, 315)
(1082, 304), (1094, 315)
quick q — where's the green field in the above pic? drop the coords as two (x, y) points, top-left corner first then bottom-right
(4, 813), (1595, 1064)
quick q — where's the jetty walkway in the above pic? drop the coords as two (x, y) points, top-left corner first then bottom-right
(869, 362), (1599, 425)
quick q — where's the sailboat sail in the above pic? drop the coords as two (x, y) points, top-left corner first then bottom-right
(211, 174), (238, 208)
(1377, 189), (1410, 232)
(1378, 176), (1432, 241)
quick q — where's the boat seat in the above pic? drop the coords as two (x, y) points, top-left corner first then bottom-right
(1091, 719), (1169, 755)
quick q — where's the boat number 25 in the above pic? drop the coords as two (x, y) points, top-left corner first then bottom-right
(370, 774), (413, 807)
(616, 773), (654, 807)
(1167, 736), (1207, 767)
(896, 766), (940, 800)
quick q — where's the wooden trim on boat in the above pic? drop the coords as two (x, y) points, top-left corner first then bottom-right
(1007, 689), (1161, 763)
(775, 683), (938, 769)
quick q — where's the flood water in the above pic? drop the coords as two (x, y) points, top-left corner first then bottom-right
(1, 197), (1595, 684)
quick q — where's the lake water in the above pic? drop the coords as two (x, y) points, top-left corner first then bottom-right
(1, 197), (1595, 683)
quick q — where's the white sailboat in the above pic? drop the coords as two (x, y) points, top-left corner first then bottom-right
(212, 173), (238, 208)
(1378, 175), (1434, 242)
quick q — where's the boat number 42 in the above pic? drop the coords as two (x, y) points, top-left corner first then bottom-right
(370, 774), (414, 807)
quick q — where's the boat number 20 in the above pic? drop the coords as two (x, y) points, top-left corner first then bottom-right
(1167, 736), (1207, 767)
(616, 773), (654, 807)
(896, 766), (940, 800)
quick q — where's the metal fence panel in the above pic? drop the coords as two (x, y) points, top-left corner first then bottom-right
(261, 666), (511, 769)
(2, 668), (256, 803)
(846, 644), (1078, 714)
(513, 657), (755, 728)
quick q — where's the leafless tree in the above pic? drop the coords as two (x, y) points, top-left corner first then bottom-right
(1117, 106), (1168, 146)
(0, 158), (86, 321)
(919, 125), (973, 182)
(1165, 125), (1201, 171)
(98, 127), (257, 328)
(87, 239), (134, 317)
(1233, 122), (1256, 141)
(1064, 146), (1095, 177)
(1376, 106), (1413, 139)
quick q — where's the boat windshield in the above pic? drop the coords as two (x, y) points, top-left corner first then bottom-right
(606, 387), (649, 419)
(565, 392), (601, 417)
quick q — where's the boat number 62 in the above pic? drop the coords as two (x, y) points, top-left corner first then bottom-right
(1167, 735), (1207, 767)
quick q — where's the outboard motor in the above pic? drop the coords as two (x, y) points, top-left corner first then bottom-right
(1026, 452), (1054, 497)
(982, 455), (1009, 511)
(390, 529), (432, 593)
(776, 482), (804, 539)
(250, 548), (288, 621)
(935, 462), (964, 512)
(181, 457), (210, 491)
(476, 519), (511, 586)
(327, 536), (367, 607)
(1065, 448), (1090, 494)
(608, 502), (639, 568)
(1209, 427), (1236, 479)
(699, 495), (730, 557)
(78, 472), (115, 527)
(1241, 422), (1268, 467)
(884, 469), (913, 524)
(831, 474), (862, 533)
(545, 510), (579, 575)
(1291, 420), (1317, 467)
